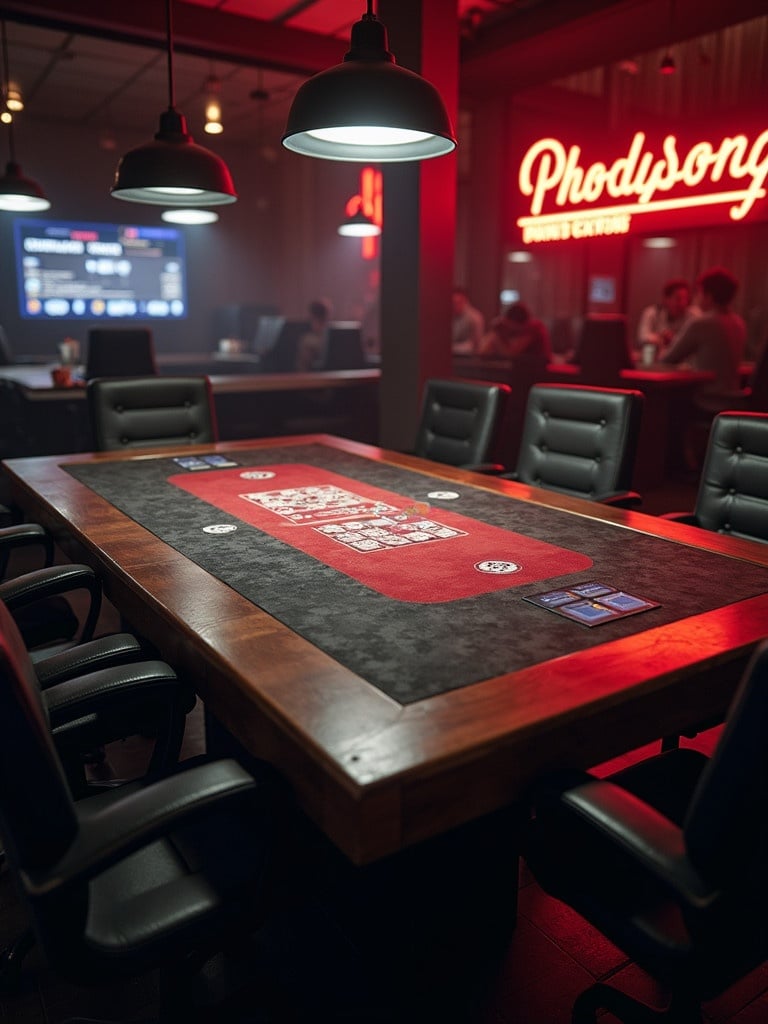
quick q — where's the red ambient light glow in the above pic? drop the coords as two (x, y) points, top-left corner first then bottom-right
(345, 167), (383, 259)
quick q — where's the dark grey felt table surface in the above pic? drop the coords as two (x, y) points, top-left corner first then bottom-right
(65, 444), (768, 704)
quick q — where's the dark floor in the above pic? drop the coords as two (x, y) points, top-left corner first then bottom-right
(5, 473), (768, 1023)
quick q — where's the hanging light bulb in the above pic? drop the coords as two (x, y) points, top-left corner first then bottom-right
(283, 0), (456, 162)
(659, 0), (677, 75)
(0, 21), (49, 212)
(161, 208), (218, 224)
(112, 0), (236, 206)
(6, 80), (22, 112)
(204, 75), (223, 135)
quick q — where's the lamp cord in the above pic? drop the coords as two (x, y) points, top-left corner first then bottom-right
(1, 19), (16, 163)
(165, 0), (176, 110)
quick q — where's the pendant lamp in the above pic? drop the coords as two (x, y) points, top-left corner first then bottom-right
(283, 1), (456, 163)
(338, 203), (380, 237)
(112, 0), (236, 206)
(0, 22), (49, 212)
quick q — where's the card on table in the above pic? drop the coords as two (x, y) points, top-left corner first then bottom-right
(524, 580), (659, 627)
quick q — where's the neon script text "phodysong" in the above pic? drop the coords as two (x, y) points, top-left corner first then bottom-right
(518, 130), (768, 222)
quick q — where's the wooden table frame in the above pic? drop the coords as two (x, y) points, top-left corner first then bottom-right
(5, 435), (768, 865)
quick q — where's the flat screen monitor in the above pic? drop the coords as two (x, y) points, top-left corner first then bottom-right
(13, 218), (187, 321)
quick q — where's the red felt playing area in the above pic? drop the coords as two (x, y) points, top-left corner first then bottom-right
(169, 464), (593, 602)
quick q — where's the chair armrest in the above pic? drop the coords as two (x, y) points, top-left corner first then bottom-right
(25, 759), (261, 896)
(43, 659), (187, 733)
(34, 633), (144, 689)
(0, 564), (102, 643)
(0, 523), (54, 574)
(660, 512), (698, 524)
(559, 779), (716, 908)
(594, 490), (643, 509)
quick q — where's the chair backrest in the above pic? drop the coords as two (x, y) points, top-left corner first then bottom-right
(88, 375), (218, 451)
(85, 328), (158, 379)
(414, 378), (510, 467)
(575, 315), (632, 385)
(0, 379), (32, 458)
(693, 411), (768, 542)
(684, 640), (768, 891)
(258, 319), (310, 372)
(514, 384), (643, 499)
(252, 314), (286, 356)
(0, 600), (78, 870)
(0, 323), (13, 365)
(325, 323), (367, 370)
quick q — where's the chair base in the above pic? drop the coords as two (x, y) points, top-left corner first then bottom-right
(573, 983), (703, 1024)
(0, 929), (35, 995)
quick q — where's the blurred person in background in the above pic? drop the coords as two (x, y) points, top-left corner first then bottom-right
(296, 298), (333, 372)
(661, 267), (746, 401)
(480, 301), (551, 375)
(451, 287), (485, 355)
(636, 278), (698, 358)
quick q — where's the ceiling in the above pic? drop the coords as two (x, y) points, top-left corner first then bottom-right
(0, 0), (766, 152)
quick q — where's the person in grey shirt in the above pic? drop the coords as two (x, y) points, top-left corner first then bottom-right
(661, 266), (746, 405)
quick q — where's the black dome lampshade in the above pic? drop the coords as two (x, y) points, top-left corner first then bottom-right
(0, 159), (50, 212)
(283, 2), (456, 163)
(0, 21), (50, 212)
(111, 0), (237, 206)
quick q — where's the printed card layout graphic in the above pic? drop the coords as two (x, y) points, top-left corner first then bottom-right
(169, 464), (594, 603)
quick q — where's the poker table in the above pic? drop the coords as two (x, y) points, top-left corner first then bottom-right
(5, 434), (768, 864)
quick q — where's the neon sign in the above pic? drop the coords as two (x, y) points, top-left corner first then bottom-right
(516, 129), (768, 243)
(345, 167), (383, 259)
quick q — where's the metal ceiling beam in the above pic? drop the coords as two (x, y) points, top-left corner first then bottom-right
(0, 0), (347, 76)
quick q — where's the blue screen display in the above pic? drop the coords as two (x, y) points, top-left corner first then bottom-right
(13, 218), (187, 320)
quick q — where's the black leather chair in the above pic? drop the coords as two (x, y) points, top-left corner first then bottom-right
(574, 315), (633, 386)
(662, 411), (768, 544)
(0, 598), (271, 1012)
(88, 375), (218, 451)
(0, 524), (99, 651)
(0, 323), (13, 365)
(325, 323), (367, 369)
(252, 313), (286, 356)
(523, 639), (768, 1024)
(414, 378), (510, 471)
(504, 384), (643, 506)
(85, 327), (158, 379)
(258, 319), (310, 372)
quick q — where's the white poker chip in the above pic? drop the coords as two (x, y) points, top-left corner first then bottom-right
(474, 560), (521, 574)
(427, 490), (460, 500)
(203, 524), (238, 535)
(239, 470), (276, 480)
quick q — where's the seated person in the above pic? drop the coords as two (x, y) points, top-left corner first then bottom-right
(451, 287), (485, 355)
(479, 302), (551, 370)
(660, 266), (746, 405)
(636, 278), (698, 357)
(295, 299), (332, 372)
